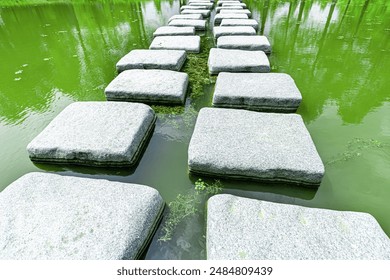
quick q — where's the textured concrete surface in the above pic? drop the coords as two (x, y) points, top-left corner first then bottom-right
(168, 19), (206, 31)
(150, 35), (201, 53)
(180, 5), (211, 11)
(181, 9), (211, 17)
(222, 2), (246, 7)
(208, 48), (270, 74)
(220, 9), (252, 16)
(214, 13), (248, 25)
(27, 102), (155, 166)
(0, 172), (164, 260)
(188, 108), (325, 185)
(153, 26), (195, 37)
(216, 6), (243, 12)
(213, 26), (256, 39)
(217, 35), (271, 52)
(217, 0), (242, 6)
(207, 194), (390, 260)
(212, 73), (302, 112)
(220, 19), (259, 30)
(105, 69), (188, 104)
(116, 49), (187, 72)
(168, 14), (203, 22)
(189, 2), (214, 8)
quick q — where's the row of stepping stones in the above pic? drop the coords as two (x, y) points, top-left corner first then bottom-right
(195, 0), (390, 259)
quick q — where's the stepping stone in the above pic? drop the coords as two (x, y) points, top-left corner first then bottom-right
(27, 102), (156, 167)
(153, 26), (195, 37)
(208, 48), (270, 74)
(212, 73), (302, 112)
(0, 172), (164, 260)
(217, 35), (271, 52)
(168, 19), (206, 31)
(222, 2), (246, 7)
(213, 26), (256, 39)
(207, 194), (390, 260)
(214, 13), (248, 25)
(105, 70), (189, 104)
(216, 6), (243, 12)
(181, 9), (211, 17)
(217, 0), (242, 6)
(188, 108), (325, 185)
(116, 49), (187, 72)
(189, 2), (214, 8)
(189, 0), (214, 3)
(220, 19), (259, 30)
(150, 35), (201, 53)
(180, 5), (210, 11)
(168, 14), (203, 22)
(220, 9), (252, 17)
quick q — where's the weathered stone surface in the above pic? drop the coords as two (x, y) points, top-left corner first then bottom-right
(105, 70), (188, 104)
(216, 6), (243, 12)
(207, 194), (390, 260)
(0, 172), (164, 260)
(189, 2), (214, 8)
(208, 48), (270, 74)
(168, 19), (206, 31)
(212, 73), (302, 112)
(217, 0), (242, 6)
(150, 35), (201, 53)
(220, 19), (259, 30)
(180, 5), (210, 11)
(214, 13), (248, 25)
(153, 26), (195, 37)
(181, 9), (211, 17)
(116, 49), (187, 72)
(188, 108), (325, 185)
(27, 102), (156, 166)
(168, 14), (203, 22)
(213, 26), (256, 39)
(220, 9), (252, 16)
(217, 35), (271, 52)
(222, 2), (246, 7)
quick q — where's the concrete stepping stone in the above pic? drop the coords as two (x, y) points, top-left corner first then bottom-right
(208, 48), (270, 74)
(180, 5), (211, 11)
(213, 26), (256, 39)
(116, 49), (187, 72)
(217, 35), (271, 52)
(153, 26), (195, 37)
(105, 70), (189, 104)
(168, 14), (203, 22)
(216, 6), (243, 12)
(188, 0), (214, 3)
(212, 73), (302, 112)
(222, 2), (246, 7)
(188, 108), (325, 185)
(0, 172), (164, 260)
(150, 35), (201, 53)
(181, 9), (211, 17)
(189, 2), (214, 8)
(220, 19), (259, 30)
(207, 194), (390, 260)
(217, 0), (242, 6)
(27, 102), (156, 167)
(214, 13), (248, 25)
(220, 9), (252, 17)
(168, 19), (206, 31)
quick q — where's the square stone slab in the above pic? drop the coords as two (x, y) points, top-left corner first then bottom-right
(168, 14), (203, 22)
(222, 2), (246, 7)
(150, 35), (201, 53)
(181, 9), (211, 17)
(188, 108), (325, 185)
(27, 102), (156, 167)
(216, 6), (243, 12)
(116, 49), (187, 72)
(217, 35), (271, 52)
(214, 13), (248, 25)
(207, 194), (390, 260)
(220, 9), (252, 17)
(168, 19), (206, 31)
(213, 26), (256, 39)
(105, 69), (189, 104)
(153, 26), (195, 37)
(212, 73), (302, 112)
(217, 1), (242, 6)
(208, 48), (270, 74)
(220, 19), (259, 30)
(180, 5), (211, 11)
(189, 2), (214, 8)
(0, 172), (164, 260)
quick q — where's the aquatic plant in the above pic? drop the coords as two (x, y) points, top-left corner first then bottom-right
(151, 105), (184, 115)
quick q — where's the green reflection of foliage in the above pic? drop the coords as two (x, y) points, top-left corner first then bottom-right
(159, 179), (222, 242)
(0, 0), (147, 7)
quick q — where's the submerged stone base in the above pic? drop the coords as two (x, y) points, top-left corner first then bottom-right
(207, 194), (390, 260)
(0, 173), (164, 260)
(150, 35), (201, 53)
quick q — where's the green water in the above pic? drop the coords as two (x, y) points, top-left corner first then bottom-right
(0, 0), (389, 259)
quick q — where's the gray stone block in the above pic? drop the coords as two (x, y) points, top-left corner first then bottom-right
(222, 2), (246, 7)
(27, 102), (156, 166)
(217, 0), (242, 6)
(220, 19), (259, 30)
(217, 35), (271, 52)
(153, 26), (195, 37)
(216, 6), (243, 12)
(116, 49), (187, 72)
(207, 194), (390, 260)
(0, 172), (164, 260)
(181, 9), (211, 17)
(189, 2), (214, 8)
(213, 26), (256, 39)
(208, 48), (270, 74)
(150, 35), (201, 53)
(168, 19), (206, 31)
(188, 107), (325, 185)
(105, 69), (188, 104)
(180, 5), (211, 11)
(220, 9), (252, 17)
(168, 14), (203, 22)
(212, 73), (302, 112)
(214, 13), (248, 25)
